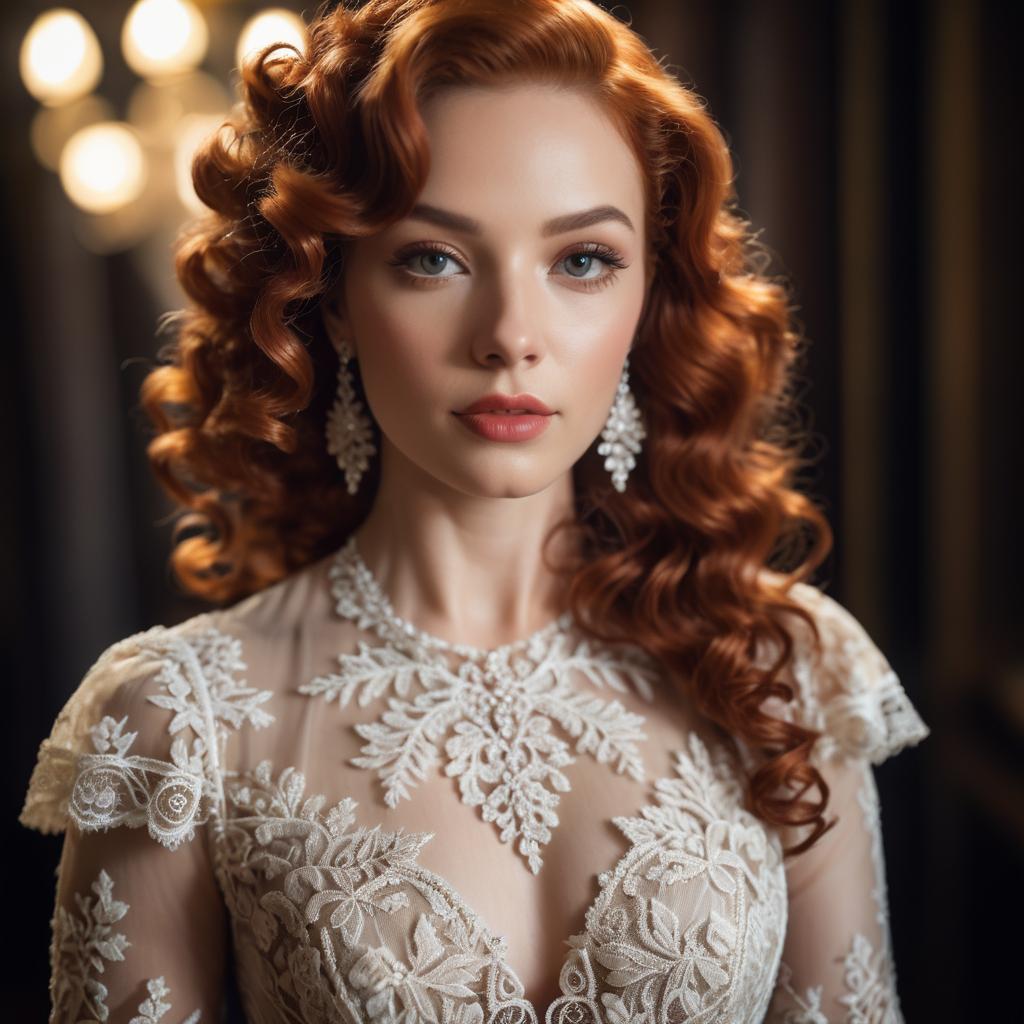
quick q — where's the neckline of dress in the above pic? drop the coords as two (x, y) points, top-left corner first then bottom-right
(329, 534), (576, 661)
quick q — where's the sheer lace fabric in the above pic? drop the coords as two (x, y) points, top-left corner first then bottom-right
(21, 540), (930, 1022)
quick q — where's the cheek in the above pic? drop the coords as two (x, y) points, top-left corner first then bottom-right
(364, 331), (433, 407)
(581, 339), (632, 434)
(353, 315), (451, 431)
(345, 274), (439, 398)
(564, 315), (636, 430)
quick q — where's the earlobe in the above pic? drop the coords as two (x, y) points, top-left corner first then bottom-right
(322, 296), (355, 359)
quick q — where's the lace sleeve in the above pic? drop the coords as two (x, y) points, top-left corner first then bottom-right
(757, 587), (931, 1023)
(764, 756), (902, 1023)
(21, 628), (228, 1022)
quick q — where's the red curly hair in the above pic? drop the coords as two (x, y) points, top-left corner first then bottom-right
(141, 0), (836, 857)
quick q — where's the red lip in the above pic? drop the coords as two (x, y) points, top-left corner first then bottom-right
(454, 392), (554, 415)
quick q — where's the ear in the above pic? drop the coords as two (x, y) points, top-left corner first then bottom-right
(321, 294), (356, 360)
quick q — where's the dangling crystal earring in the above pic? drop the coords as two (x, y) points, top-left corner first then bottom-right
(325, 339), (376, 495)
(597, 353), (645, 493)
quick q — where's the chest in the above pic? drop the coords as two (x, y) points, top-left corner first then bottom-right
(207, 664), (789, 1022)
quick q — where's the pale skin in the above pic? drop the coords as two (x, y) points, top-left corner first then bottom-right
(325, 81), (652, 650)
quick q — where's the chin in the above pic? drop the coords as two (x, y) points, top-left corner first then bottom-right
(445, 461), (564, 500)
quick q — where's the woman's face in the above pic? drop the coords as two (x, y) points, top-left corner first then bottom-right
(330, 82), (649, 500)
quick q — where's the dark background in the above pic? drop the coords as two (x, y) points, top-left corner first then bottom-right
(3, 0), (1020, 1018)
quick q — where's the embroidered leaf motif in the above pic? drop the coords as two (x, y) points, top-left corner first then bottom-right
(300, 641), (423, 707)
(90, 715), (137, 759)
(129, 976), (201, 1023)
(145, 627), (273, 742)
(837, 932), (897, 1019)
(347, 917), (488, 1018)
(595, 929), (666, 986)
(547, 632), (661, 704)
(350, 692), (459, 808)
(540, 687), (648, 781)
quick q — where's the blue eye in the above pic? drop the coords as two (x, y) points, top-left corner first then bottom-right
(413, 250), (460, 276)
(563, 253), (601, 279)
(388, 242), (628, 291)
(389, 245), (464, 279)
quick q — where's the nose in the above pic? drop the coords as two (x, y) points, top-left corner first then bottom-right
(468, 264), (546, 368)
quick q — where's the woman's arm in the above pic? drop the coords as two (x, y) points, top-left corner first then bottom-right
(22, 631), (232, 1023)
(764, 755), (903, 1023)
(49, 817), (226, 1023)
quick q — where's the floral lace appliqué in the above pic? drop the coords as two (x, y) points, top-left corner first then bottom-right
(217, 759), (507, 1023)
(299, 537), (663, 875)
(65, 622), (274, 849)
(772, 930), (901, 1024)
(70, 714), (206, 850)
(130, 977), (203, 1024)
(51, 867), (130, 1021)
(212, 727), (786, 1024)
(300, 631), (659, 876)
(553, 732), (787, 1023)
(27, 561), (931, 1024)
(752, 584), (931, 769)
(51, 867), (202, 1024)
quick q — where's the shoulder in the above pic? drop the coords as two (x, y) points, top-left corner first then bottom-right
(56, 544), (336, 750)
(18, 618), (208, 843)
(20, 553), (339, 843)
(215, 546), (339, 641)
(754, 577), (931, 768)
(18, 607), (265, 846)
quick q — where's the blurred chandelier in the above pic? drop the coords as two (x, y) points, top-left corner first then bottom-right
(19, 3), (307, 253)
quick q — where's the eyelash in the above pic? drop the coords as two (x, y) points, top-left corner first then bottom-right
(387, 242), (629, 292)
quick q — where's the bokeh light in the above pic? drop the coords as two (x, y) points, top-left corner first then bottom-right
(122, 0), (209, 80)
(236, 9), (306, 73)
(19, 8), (103, 106)
(59, 122), (148, 214)
(30, 94), (117, 172)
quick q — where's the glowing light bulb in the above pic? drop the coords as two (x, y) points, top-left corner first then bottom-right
(19, 8), (103, 106)
(122, 0), (208, 80)
(236, 9), (306, 72)
(31, 94), (115, 171)
(59, 122), (147, 214)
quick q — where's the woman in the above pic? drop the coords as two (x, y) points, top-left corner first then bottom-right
(20, 0), (930, 1020)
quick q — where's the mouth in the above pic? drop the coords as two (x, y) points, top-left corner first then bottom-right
(453, 408), (554, 442)
(454, 392), (555, 416)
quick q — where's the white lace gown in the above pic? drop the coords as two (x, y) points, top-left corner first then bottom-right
(20, 537), (931, 1023)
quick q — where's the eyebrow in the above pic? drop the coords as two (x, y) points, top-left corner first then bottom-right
(406, 202), (635, 236)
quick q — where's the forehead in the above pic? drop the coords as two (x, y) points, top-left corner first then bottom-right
(411, 83), (646, 235)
